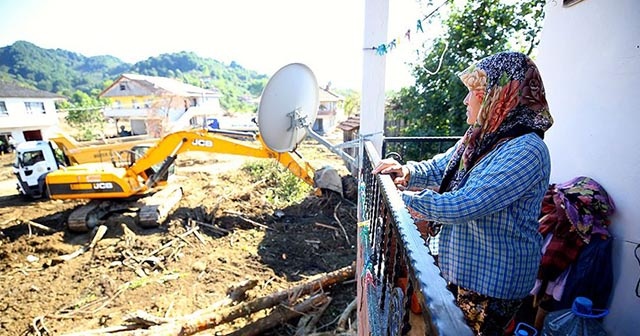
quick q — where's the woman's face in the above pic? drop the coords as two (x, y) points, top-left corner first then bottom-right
(464, 89), (483, 125)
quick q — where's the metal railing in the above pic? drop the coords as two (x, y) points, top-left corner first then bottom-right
(356, 139), (472, 335)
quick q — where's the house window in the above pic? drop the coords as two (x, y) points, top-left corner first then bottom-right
(25, 102), (45, 114)
(119, 83), (127, 91)
(0, 101), (7, 116)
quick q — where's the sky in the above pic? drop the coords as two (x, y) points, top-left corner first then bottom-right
(0, 0), (444, 91)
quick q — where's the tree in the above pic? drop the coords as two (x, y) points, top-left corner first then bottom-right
(387, 0), (546, 137)
(338, 89), (360, 117)
(61, 90), (107, 140)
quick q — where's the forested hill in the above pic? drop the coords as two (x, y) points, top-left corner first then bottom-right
(0, 40), (268, 112)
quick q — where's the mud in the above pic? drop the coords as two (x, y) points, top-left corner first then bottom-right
(0, 140), (357, 335)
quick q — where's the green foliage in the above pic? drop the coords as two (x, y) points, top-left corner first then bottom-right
(0, 41), (269, 113)
(241, 160), (312, 207)
(59, 90), (109, 140)
(336, 89), (360, 116)
(0, 41), (126, 95)
(388, 0), (546, 137)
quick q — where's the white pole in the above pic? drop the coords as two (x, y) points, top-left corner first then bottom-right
(357, 1), (388, 336)
(360, 0), (388, 155)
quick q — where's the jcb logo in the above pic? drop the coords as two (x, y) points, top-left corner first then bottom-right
(192, 139), (213, 147)
(93, 182), (114, 190)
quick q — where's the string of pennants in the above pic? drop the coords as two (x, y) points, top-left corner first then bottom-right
(366, 0), (450, 56)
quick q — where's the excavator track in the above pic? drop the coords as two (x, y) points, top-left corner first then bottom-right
(138, 185), (184, 228)
(66, 185), (183, 232)
(67, 200), (111, 232)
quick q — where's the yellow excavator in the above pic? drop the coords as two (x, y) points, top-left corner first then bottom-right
(37, 63), (351, 232)
(43, 128), (340, 231)
(13, 133), (158, 198)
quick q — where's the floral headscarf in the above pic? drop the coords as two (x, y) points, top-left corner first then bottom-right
(542, 176), (616, 243)
(440, 51), (554, 192)
(537, 176), (615, 280)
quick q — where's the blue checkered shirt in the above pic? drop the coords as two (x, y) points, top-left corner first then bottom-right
(402, 133), (549, 299)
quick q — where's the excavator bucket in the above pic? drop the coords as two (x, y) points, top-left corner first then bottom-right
(314, 165), (343, 196)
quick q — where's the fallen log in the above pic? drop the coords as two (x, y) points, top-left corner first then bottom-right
(228, 293), (331, 336)
(176, 264), (354, 335)
(104, 264), (354, 335)
(190, 279), (258, 317)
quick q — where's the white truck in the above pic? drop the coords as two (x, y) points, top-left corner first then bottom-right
(13, 140), (67, 198)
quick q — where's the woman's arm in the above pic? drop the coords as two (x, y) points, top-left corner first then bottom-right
(402, 134), (550, 223)
(404, 143), (457, 190)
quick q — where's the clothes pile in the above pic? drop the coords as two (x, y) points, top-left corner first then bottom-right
(529, 176), (616, 326)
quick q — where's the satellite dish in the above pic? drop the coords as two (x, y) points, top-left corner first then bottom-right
(258, 63), (319, 153)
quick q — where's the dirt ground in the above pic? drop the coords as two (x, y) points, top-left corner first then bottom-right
(0, 138), (358, 336)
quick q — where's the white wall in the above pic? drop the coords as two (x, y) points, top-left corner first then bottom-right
(536, 0), (640, 333)
(0, 98), (59, 144)
(0, 98), (58, 128)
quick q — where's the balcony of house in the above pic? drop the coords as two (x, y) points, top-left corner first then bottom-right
(358, 137), (473, 335)
(102, 104), (153, 119)
(2, 115), (58, 129)
(358, 133), (619, 335)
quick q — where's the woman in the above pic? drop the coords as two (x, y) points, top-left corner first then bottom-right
(372, 51), (553, 335)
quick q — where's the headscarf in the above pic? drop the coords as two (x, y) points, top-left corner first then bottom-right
(439, 51), (554, 192)
(539, 176), (616, 244)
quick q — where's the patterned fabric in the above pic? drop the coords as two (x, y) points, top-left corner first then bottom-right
(441, 51), (554, 193)
(403, 133), (550, 299)
(550, 176), (615, 243)
(451, 284), (524, 336)
(537, 176), (615, 280)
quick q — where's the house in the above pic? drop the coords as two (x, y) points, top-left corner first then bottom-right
(336, 114), (360, 154)
(312, 84), (344, 135)
(99, 74), (223, 136)
(0, 81), (65, 148)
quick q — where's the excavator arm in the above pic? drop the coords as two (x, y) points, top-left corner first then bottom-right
(45, 128), (340, 232)
(127, 129), (316, 189)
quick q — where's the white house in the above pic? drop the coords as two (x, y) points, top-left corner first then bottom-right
(312, 84), (345, 135)
(99, 74), (223, 136)
(0, 81), (65, 147)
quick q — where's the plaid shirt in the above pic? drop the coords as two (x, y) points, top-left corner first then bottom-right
(403, 133), (549, 299)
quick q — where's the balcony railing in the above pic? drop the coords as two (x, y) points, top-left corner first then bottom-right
(356, 138), (472, 335)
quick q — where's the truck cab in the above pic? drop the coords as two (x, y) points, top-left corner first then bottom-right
(14, 141), (66, 198)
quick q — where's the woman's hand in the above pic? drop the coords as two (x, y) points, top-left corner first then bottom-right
(372, 158), (410, 188)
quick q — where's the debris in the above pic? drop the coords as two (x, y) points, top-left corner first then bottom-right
(223, 210), (276, 231)
(51, 225), (108, 264)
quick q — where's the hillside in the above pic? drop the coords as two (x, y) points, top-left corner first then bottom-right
(0, 40), (268, 112)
